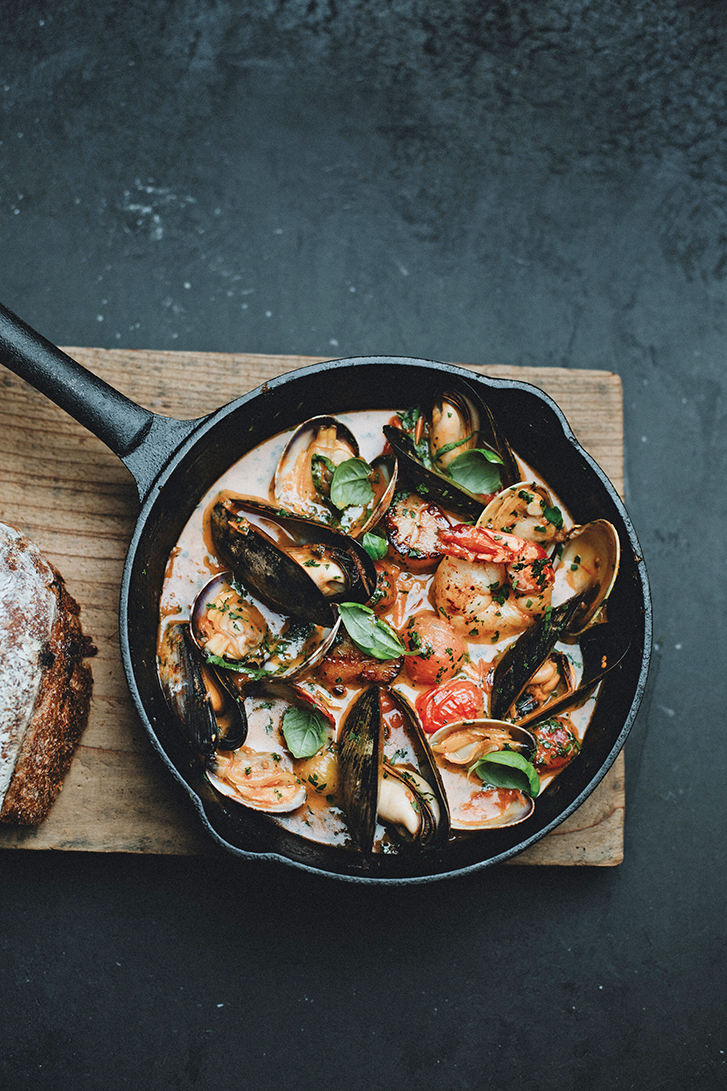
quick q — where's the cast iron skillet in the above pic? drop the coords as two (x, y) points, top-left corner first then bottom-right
(0, 302), (651, 883)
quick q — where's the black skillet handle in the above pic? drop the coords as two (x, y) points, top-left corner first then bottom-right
(0, 301), (202, 503)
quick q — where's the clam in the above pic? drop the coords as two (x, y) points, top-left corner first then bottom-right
(207, 749), (307, 813)
(551, 519), (621, 635)
(207, 679), (336, 815)
(158, 620), (247, 757)
(191, 571), (338, 688)
(383, 384), (519, 519)
(428, 718), (537, 829)
(210, 493), (377, 627)
(272, 416), (398, 536)
(338, 684), (449, 852)
(477, 481), (566, 549)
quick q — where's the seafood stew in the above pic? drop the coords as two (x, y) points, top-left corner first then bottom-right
(150, 362), (648, 879)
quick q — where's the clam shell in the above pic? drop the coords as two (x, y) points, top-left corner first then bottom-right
(208, 749), (307, 813)
(273, 415), (360, 524)
(552, 519), (620, 635)
(191, 571), (339, 687)
(428, 718), (537, 830)
(477, 481), (564, 548)
(272, 417), (397, 536)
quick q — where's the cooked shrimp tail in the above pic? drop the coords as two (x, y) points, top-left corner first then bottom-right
(438, 524), (555, 596)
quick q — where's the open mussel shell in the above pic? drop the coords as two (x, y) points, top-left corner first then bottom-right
(210, 493), (377, 627)
(338, 684), (449, 853)
(191, 571), (339, 686)
(489, 598), (583, 722)
(489, 598), (631, 726)
(158, 620), (247, 758)
(552, 519), (620, 635)
(477, 480), (565, 548)
(430, 387), (519, 486)
(428, 718), (537, 830)
(383, 423), (485, 520)
(383, 383), (519, 519)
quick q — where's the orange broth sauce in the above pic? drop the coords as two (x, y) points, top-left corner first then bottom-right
(157, 408), (595, 851)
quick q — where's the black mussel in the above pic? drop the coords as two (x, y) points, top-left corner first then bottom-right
(159, 620), (247, 757)
(489, 598), (584, 722)
(429, 388), (519, 486)
(210, 493), (377, 627)
(489, 598), (631, 727)
(383, 384), (519, 519)
(338, 684), (449, 853)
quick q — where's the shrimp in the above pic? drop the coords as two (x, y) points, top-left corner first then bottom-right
(432, 524), (555, 641)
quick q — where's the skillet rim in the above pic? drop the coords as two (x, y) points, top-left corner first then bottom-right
(119, 356), (652, 884)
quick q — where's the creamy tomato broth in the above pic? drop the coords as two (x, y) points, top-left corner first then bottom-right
(157, 406), (602, 852)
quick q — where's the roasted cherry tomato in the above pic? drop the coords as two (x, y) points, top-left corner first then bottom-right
(532, 717), (580, 772)
(415, 678), (484, 735)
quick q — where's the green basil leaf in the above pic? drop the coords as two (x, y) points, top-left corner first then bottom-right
(447, 449), (503, 495)
(330, 458), (375, 509)
(281, 706), (329, 759)
(311, 453), (336, 497)
(203, 653), (276, 681)
(362, 531), (389, 561)
(543, 504), (564, 528)
(337, 602), (406, 660)
(469, 750), (540, 797)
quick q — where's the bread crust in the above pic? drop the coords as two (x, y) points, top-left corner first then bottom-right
(0, 524), (96, 825)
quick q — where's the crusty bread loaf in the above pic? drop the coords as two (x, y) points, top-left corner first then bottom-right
(0, 522), (96, 824)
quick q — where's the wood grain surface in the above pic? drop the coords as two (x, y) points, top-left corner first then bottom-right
(0, 349), (625, 864)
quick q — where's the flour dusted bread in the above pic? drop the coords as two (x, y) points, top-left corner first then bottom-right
(0, 522), (96, 824)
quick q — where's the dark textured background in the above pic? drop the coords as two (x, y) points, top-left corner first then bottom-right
(1, 2), (725, 1088)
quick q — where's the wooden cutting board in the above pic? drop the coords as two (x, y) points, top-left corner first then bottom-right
(0, 349), (625, 864)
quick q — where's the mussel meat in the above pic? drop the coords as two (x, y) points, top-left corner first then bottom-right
(338, 684), (449, 852)
(210, 493), (377, 627)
